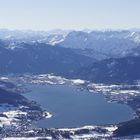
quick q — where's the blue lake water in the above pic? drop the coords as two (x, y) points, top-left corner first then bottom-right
(24, 84), (133, 128)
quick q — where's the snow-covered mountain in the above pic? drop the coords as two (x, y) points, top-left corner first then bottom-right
(0, 29), (69, 45)
(1, 29), (140, 60)
(59, 30), (140, 58)
(1, 29), (140, 84)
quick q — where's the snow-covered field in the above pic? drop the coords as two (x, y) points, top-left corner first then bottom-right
(0, 104), (29, 127)
(87, 83), (140, 96)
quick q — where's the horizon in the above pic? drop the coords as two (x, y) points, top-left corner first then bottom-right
(0, 28), (140, 32)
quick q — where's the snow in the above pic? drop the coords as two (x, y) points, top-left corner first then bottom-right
(105, 126), (118, 132)
(3, 110), (27, 118)
(50, 38), (65, 45)
(58, 125), (117, 132)
(0, 77), (8, 80)
(0, 117), (16, 127)
(71, 79), (85, 84)
(3, 137), (52, 140)
(0, 104), (28, 127)
(48, 34), (66, 45)
(29, 74), (67, 85)
(42, 111), (52, 118)
(58, 125), (117, 139)
(88, 83), (140, 95)
(111, 90), (140, 95)
(71, 132), (110, 139)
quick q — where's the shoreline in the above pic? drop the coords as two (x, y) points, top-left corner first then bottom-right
(0, 74), (140, 139)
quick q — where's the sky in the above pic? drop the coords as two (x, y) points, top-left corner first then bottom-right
(0, 0), (140, 31)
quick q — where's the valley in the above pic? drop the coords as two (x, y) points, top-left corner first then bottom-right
(0, 29), (140, 139)
(1, 0), (140, 139)
(0, 74), (140, 139)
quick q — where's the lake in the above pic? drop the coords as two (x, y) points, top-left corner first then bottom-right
(24, 84), (133, 128)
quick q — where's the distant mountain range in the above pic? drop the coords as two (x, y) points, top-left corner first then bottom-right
(0, 29), (140, 84)
(59, 31), (140, 59)
(0, 41), (93, 75)
(0, 29), (140, 60)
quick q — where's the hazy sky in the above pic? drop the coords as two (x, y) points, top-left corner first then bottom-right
(0, 0), (140, 31)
